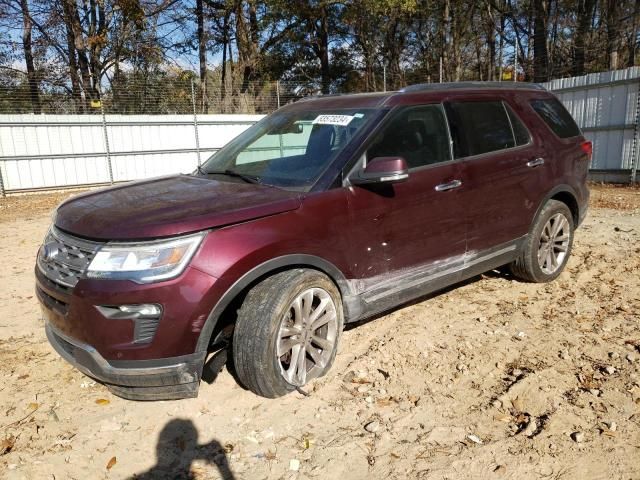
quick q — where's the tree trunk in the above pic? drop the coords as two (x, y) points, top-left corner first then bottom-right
(196, 0), (208, 112)
(533, 0), (549, 82)
(606, 0), (620, 70)
(573, 0), (596, 76)
(20, 0), (41, 114)
(318, 6), (330, 94)
(63, 0), (94, 105)
(62, 5), (82, 113)
(628, 0), (639, 67)
(441, 0), (449, 82)
(221, 10), (230, 112)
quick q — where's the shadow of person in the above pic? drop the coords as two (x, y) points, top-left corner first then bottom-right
(133, 418), (235, 480)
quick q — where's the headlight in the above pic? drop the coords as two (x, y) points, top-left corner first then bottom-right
(87, 232), (206, 283)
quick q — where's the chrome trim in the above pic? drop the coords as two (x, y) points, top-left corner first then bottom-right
(527, 157), (545, 168)
(435, 179), (463, 192)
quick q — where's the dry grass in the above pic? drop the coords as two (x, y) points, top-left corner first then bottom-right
(588, 182), (640, 210)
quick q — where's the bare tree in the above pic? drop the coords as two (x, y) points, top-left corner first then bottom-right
(19, 0), (40, 113)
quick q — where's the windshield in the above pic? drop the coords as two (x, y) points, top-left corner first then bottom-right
(198, 108), (376, 191)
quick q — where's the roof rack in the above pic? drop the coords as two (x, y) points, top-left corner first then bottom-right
(399, 81), (546, 93)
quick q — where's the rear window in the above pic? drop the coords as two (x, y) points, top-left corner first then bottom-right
(530, 98), (581, 138)
(445, 101), (516, 157)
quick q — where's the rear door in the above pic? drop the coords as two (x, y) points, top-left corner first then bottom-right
(445, 97), (546, 254)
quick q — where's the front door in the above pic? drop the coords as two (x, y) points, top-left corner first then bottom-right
(345, 104), (466, 304)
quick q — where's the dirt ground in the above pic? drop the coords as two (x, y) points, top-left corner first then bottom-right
(1, 184), (639, 480)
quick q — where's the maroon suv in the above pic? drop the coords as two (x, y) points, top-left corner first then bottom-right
(36, 82), (590, 400)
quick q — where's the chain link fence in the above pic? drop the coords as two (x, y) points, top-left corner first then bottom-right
(0, 78), (306, 116)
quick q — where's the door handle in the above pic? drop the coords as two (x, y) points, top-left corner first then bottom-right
(526, 157), (545, 168)
(434, 179), (462, 192)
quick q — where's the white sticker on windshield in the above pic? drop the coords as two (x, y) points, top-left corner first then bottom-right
(312, 114), (354, 126)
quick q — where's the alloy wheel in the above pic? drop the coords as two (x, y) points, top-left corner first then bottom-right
(537, 213), (571, 275)
(276, 287), (338, 386)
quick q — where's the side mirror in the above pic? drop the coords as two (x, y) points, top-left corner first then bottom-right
(350, 156), (409, 185)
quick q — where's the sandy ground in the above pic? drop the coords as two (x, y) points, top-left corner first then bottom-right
(0, 184), (639, 480)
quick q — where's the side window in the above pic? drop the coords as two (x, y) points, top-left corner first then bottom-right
(367, 105), (451, 169)
(505, 103), (531, 146)
(445, 101), (515, 157)
(530, 98), (581, 138)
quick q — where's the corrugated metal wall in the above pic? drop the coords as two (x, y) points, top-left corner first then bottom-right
(0, 114), (263, 193)
(543, 66), (640, 179)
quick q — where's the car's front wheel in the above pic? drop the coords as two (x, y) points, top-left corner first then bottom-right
(511, 199), (575, 283)
(232, 269), (343, 398)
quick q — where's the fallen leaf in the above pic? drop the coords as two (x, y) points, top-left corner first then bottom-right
(301, 433), (312, 450)
(494, 414), (513, 423)
(27, 402), (39, 411)
(351, 378), (371, 385)
(95, 399), (110, 405)
(106, 456), (116, 470)
(1, 436), (16, 455)
(511, 397), (524, 412)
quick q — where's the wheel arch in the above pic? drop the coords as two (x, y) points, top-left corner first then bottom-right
(535, 185), (580, 227)
(194, 254), (353, 353)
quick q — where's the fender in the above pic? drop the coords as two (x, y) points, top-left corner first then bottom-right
(194, 254), (355, 352)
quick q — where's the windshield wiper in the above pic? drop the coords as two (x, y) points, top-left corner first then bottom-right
(205, 169), (262, 184)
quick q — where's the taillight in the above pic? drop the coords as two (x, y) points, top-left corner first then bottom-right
(580, 141), (592, 160)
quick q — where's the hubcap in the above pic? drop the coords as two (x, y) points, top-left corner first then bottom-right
(276, 287), (338, 387)
(537, 213), (571, 275)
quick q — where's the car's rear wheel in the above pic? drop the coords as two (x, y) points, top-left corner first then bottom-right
(232, 269), (343, 398)
(510, 199), (574, 283)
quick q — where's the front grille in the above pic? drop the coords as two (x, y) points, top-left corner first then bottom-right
(37, 227), (103, 289)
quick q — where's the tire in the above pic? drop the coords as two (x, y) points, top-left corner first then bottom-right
(510, 199), (574, 283)
(232, 269), (344, 398)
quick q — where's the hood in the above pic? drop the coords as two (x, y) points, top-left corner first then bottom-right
(54, 175), (302, 240)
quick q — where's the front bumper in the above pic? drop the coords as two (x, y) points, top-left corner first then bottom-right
(46, 322), (206, 400)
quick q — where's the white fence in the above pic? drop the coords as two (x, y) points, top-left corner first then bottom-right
(0, 114), (263, 193)
(1, 67), (640, 194)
